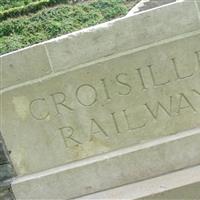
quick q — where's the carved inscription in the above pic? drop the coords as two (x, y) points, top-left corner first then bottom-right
(29, 50), (200, 148)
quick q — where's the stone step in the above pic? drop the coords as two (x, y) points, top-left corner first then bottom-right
(11, 128), (200, 199)
(76, 165), (200, 200)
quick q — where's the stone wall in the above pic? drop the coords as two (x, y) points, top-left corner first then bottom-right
(0, 0), (200, 199)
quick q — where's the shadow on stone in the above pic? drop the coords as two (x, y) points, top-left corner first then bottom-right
(0, 186), (15, 200)
(0, 132), (16, 199)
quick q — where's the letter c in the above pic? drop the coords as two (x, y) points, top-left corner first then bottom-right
(29, 98), (50, 120)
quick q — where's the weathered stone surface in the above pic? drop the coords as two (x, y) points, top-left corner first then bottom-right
(45, 0), (200, 72)
(1, 32), (200, 175)
(11, 129), (200, 199)
(0, 45), (52, 90)
(76, 165), (200, 200)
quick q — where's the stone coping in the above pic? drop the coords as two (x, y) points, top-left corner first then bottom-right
(1, 0), (200, 90)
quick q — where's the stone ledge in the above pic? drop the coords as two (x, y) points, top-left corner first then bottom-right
(76, 165), (200, 200)
(0, 0), (199, 91)
(11, 128), (200, 199)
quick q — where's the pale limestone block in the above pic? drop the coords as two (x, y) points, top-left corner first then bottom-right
(45, 0), (200, 72)
(0, 45), (52, 89)
(11, 129), (200, 199)
(1, 33), (200, 176)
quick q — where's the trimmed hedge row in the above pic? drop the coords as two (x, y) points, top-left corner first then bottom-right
(0, 0), (128, 55)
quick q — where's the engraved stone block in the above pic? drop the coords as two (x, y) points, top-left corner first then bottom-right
(0, 1), (200, 199)
(1, 32), (200, 176)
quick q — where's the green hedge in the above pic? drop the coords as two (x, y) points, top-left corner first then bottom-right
(0, 0), (128, 55)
